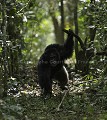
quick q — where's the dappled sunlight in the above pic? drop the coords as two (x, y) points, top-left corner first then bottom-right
(0, 0), (107, 119)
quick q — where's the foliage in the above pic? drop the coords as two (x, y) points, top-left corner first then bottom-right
(0, 0), (107, 119)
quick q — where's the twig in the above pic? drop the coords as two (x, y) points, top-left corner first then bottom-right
(56, 90), (68, 111)
(17, 0), (31, 14)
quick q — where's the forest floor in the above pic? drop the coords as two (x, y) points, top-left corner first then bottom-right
(1, 82), (107, 120)
(0, 68), (107, 120)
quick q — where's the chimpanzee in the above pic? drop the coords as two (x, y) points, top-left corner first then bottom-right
(37, 29), (75, 97)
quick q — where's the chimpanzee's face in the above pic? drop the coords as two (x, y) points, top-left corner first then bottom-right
(50, 53), (58, 67)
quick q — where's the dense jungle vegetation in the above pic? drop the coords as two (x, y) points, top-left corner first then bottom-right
(0, 0), (107, 119)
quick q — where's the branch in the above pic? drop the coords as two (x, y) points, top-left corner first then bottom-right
(73, 33), (86, 51)
(96, 51), (107, 56)
(56, 90), (68, 111)
(17, 0), (31, 14)
(63, 29), (86, 51)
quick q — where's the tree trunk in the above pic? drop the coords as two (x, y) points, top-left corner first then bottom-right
(50, 0), (64, 44)
(74, 0), (89, 74)
(51, 16), (63, 44)
(74, 1), (96, 75)
(1, 1), (8, 97)
(74, 0), (79, 59)
(89, 11), (96, 47)
(60, 0), (64, 43)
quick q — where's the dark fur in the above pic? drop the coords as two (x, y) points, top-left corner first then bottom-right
(37, 29), (74, 96)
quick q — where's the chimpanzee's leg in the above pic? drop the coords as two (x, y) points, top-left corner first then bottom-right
(38, 67), (52, 97)
(54, 66), (69, 90)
